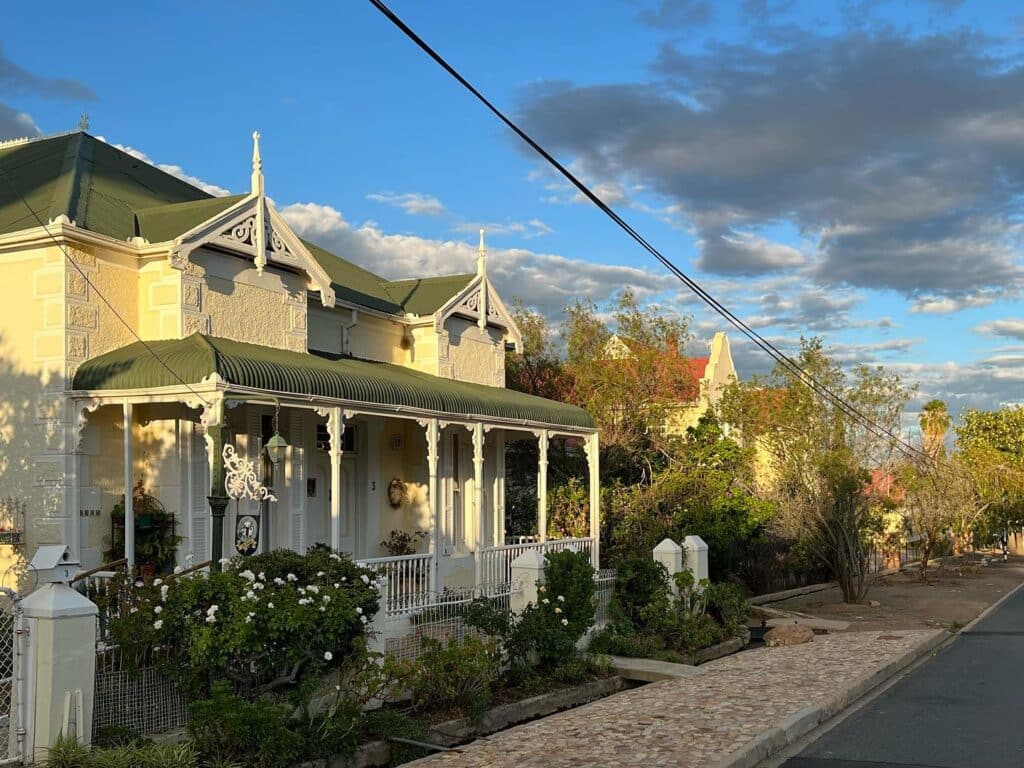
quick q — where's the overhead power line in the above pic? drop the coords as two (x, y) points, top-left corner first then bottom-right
(366, 0), (930, 463)
(0, 167), (211, 408)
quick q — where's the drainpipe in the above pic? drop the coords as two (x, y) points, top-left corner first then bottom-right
(342, 309), (358, 356)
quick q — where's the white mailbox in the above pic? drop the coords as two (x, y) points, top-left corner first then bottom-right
(30, 545), (80, 584)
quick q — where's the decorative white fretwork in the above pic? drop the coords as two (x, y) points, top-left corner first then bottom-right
(223, 444), (277, 502)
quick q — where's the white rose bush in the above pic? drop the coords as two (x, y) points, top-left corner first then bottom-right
(107, 546), (379, 699)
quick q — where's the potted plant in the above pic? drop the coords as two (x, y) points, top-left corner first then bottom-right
(106, 483), (182, 580)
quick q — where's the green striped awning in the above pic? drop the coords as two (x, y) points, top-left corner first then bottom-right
(72, 334), (594, 430)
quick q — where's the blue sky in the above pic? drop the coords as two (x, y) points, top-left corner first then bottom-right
(3, 0), (1024, 426)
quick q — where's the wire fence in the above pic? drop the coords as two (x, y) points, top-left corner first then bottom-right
(383, 583), (517, 661)
(867, 539), (924, 574)
(93, 646), (189, 739)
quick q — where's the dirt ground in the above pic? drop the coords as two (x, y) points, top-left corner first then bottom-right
(762, 554), (1024, 632)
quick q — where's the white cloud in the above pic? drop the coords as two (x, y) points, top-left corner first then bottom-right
(974, 318), (1024, 341)
(452, 218), (553, 239)
(366, 191), (446, 217)
(279, 201), (671, 316)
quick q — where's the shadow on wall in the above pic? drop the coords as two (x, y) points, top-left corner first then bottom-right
(0, 335), (60, 592)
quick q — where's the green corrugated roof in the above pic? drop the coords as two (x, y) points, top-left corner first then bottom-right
(72, 334), (594, 429)
(134, 195), (247, 242)
(385, 274), (476, 315)
(0, 132), (473, 318)
(0, 133), (215, 241)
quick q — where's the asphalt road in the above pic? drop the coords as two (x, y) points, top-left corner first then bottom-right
(781, 580), (1024, 768)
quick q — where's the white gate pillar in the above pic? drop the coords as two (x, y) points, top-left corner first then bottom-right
(684, 535), (710, 585)
(510, 549), (546, 617)
(22, 583), (97, 760)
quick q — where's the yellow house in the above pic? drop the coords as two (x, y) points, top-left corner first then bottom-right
(0, 130), (599, 596)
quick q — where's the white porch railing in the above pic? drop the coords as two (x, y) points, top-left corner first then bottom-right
(480, 537), (594, 587)
(356, 553), (433, 615)
(504, 535), (541, 545)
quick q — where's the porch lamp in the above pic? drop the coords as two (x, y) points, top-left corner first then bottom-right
(264, 401), (288, 465)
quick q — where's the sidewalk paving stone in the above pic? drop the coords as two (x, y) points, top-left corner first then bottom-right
(415, 630), (942, 768)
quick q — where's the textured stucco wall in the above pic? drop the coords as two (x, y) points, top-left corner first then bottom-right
(186, 249), (308, 351)
(445, 317), (504, 387)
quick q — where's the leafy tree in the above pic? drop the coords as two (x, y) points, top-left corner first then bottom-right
(719, 338), (915, 602)
(954, 406), (1024, 543)
(561, 290), (694, 482)
(900, 457), (975, 577)
(504, 300), (571, 401)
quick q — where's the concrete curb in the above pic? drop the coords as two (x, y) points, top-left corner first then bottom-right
(711, 630), (950, 768)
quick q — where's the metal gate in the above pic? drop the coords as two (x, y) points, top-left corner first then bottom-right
(0, 589), (25, 765)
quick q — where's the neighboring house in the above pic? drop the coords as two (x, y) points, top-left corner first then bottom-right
(603, 330), (737, 434)
(0, 131), (599, 596)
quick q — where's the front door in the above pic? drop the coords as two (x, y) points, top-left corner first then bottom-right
(307, 452), (358, 556)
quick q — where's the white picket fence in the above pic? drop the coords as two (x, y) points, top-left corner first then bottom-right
(356, 553), (433, 615)
(479, 537), (594, 588)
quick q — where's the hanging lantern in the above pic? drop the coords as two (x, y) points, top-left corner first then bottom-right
(264, 401), (288, 465)
(265, 432), (288, 465)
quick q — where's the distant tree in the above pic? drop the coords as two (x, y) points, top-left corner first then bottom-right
(919, 399), (950, 458)
(900, 457), (978, 578)
(954, 406), (1024, 544)
(505, 300), (570, 401)
(719, 338), (915, 602)
(561, 290), (694, 482)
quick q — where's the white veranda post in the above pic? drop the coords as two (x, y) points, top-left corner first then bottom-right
(328, 408), (345, 551)
(586, 432), (600, 569)
(537, 429), (549, 543)
(423, 418), (440, 592)
(122, 401), (135, 570)
(472, 423), (485, 587)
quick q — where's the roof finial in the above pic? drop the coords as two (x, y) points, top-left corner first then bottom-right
(476, 228), (487, 278)
(251, 130), (264, 197)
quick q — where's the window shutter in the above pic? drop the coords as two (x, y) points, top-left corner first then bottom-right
(189, 423), (209, 563)
(290, 413), (305, 553)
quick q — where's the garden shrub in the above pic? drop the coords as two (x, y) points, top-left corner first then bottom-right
(608, 554), (671, 631)
(704, 581), (749, 635)
(107, 548), (379, 700)
(465, 550), (599, 680)
(402, 635), (501, 720)
(42, 735), (200, 768)
(597, 561), (750, 660)
(361, 710), (431, 765)
(188, 683), (304, 768)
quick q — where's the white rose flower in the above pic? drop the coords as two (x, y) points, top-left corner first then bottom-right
(173, 566), (183, 575)
(542, 598), (550, 605)
(324, 651), (333, 661)
(240, 570), (255, 582)
(287, 573), (298, 582)
(557, 595), (565, 602)
(322, 595), (331, 603)
(554, 607), (562, 614)
(360, 574), (370, 585)
(317, 571), (325, 577)
(307, 585), (319, 594)
(153, 606), (162, 614)
(274, 577), (285, 586)
(267, 602), (274, 609)
(153, 579), (163, 587)
(355, 606), (363, 615)
(205, 615), (216, 625)
(360, 615), (367, 624)
(153, 620), (163, 630)
(258, 572), (266, 581)
(561, 618), (568, 626)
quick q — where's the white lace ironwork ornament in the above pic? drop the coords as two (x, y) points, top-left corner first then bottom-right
(223, 444), (277, 502)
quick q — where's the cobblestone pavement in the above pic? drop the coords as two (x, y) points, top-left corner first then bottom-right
(417, 630), (942, 768)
